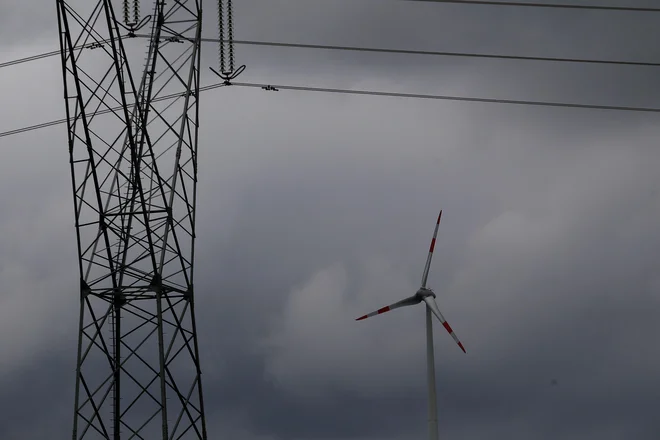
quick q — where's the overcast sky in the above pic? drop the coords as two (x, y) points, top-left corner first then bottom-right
(1, 0), (659, 439)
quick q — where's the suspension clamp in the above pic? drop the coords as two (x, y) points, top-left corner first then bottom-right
(209, 64), (246, 85)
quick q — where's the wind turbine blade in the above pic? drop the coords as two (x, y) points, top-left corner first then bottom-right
(356, 295), (421, 321)
(420, 209), (442, 288)
(422, 297), (466, 353)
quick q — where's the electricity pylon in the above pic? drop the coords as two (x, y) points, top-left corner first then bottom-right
(56, 0), (207, 438)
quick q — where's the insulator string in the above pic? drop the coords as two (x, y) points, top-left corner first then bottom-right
(217, 0), (236, 76)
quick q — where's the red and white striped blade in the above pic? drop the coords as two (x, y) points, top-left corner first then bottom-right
(420, 209), (442, 288)
(422, 296), (466, 353)
(355, 295), (421, 321)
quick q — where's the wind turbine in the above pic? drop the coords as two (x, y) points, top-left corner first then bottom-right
(355, 210), (466, 440)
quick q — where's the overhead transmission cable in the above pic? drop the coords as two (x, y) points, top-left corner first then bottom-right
(4, 35), (659, 73)
(0, 49), (60, 69)
(199, 37), (660, 68)
(3, 78), (660, 141)
(0, 37), (130, 70)
(1, 0), (658, 72)
(231, 82), (660, 113)
(395, 0), (660, 12)
(0, 83), (228, 139)
(2, 0), (660, 140)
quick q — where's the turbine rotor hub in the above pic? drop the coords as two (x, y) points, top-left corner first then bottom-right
(416, 287), (436, 299)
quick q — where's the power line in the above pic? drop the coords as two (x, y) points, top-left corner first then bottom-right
(396, 0), (660, 12)
(0, 49), (61, 69)
(0, 82), (228, 139)
(4, 33), (659, 74)
(232, 81), (660, 113)
(199, 37), (660, 68)
(0, 37), (126, 70)
(0, 0), (658, 72)
(2, 79), (658, 141)
(4, 39), (660, 141)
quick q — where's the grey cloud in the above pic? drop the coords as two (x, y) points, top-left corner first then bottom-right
(4, 73), (660, 439)
(225, 0), (660, 117)
(0, 132), (78, 377)
(202, 92), (657, 436)
(0, 355), (72, 439)
(0, 0), (55, 46)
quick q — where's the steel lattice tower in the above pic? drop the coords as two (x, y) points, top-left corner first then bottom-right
(56, 0), (207, 438)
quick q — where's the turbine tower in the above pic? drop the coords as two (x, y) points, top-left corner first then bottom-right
(355, 210), (466, 440)
(56, 0), (209, 438)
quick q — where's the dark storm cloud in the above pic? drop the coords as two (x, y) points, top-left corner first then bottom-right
(1, 1), (660, 440)
(0, 122), (78, 378)
(5, 0), (660, 112)
(183, 90), (660, 439)
(218, 0), (660, 143)
(0, 354), (72, 439)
